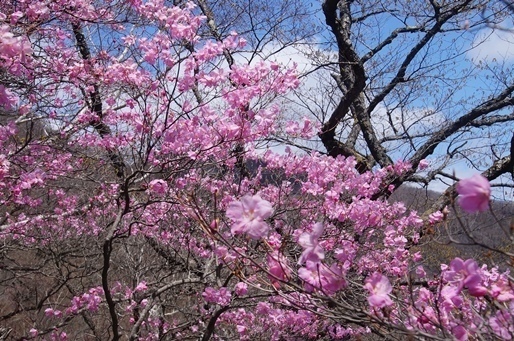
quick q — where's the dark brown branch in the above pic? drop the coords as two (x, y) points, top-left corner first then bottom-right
(365, 1), (472, 117)
(72, 24), (126, 179)
(352, 9), (391, 24)
(412, 84), (514, 165)
(201, 306), (231, 341)
(320, 0), (391, 170)
(101, 207), (126, 341)
(73, 23), (129, 340)
(469, 112), (514, 127)
(362, 26), (424, 63)
(129, 278), (202, 340)
(421, 155), (511, 226)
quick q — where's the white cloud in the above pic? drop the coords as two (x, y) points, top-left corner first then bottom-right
(468, 26), (514, 64)
(370, 104), (445, 142)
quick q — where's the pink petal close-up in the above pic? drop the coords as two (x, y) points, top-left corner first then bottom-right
(226, 194), (273, 239)
(298, 222), (325, 264)
(456, 174), (491, 213)
(364, 272), (394, 308)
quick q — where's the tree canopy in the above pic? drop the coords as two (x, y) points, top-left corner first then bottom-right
(1, 0), (514, 340)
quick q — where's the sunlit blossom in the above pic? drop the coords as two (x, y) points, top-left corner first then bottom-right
(364, 272), (393, 308)
(298, 223), (325, 264)
(226, 194), (273, 239)
(147, 179), (168, 196)
(444, 258), (487, 297)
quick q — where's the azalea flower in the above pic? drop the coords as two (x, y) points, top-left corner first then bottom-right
(202, 287), (232, 306)
(418, 159), (429, 170)
(489, 309), (514, 340)
(456, 174), (490, 213)
(364, 272), (394, 308)
(234, 282), (248, 296)
(452, 325), (468, 341)
(443, 258), (487, 297)
(490, 278), (514, 302)
(148, 179), (168, 196)
(428, 211), (444, 224)
(298, 261), (345, 294)
(267, 251), (291, 288)
(226, 194), (273, 239)
(298, 222), (325, 264)
(134, 281), (147, 292)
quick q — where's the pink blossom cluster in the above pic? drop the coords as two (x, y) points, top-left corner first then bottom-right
(147, 179), (168, 196)
(402, 258), (514, 340)
(443, 258), (487, 297)
(66, 287), (104, 314)
(0, 22), (31, 74)
(267, 251), (292, 288)
(42, 287), (104, 319)
(0, 20), (31, 108)
(364, 272), (393, 308)
(297, 222), (325, 264)
(202, 287), (232, 306)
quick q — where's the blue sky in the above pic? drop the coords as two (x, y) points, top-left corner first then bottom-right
(253, 2), (514, 199)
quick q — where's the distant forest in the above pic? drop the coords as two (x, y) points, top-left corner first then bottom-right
(390, 186), (514, 273)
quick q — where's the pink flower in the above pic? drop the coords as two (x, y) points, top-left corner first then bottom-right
(297, 223), (325, 264)
(234, 282), (248, 296)
(456, 174), (490, 213)
(44, 308), (55, 317)
(0, 24), (31, 60)
(298, 261), (345, 294)
(236, 325), (247, 335)
(44, 308), (62, 318)
(490, 309), (514, 340)
(364, 272), (394, 308)
(452, 325), (468, 341)
(19, 169), (45, 190)
(134, 281), (147, 292)
(226, 194), (273, 239)
(202, 287), (232, 306)
(0, 84), (17, 109)
(148, 179), (168, 196)
(490, 279), (514, 302)
(393, 160), (412, 175)
(444, 258), (487, 297)
(441, 285), (463, 308)
(428, 211), (444, 224)
(418, 159), (429, 170)
(267, 251), (291, 288)
(416, 266), (426, 278)
(202, 287), (218, 303)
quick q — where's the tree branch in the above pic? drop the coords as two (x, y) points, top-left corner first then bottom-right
(421, 155), (511, 225)
(72, 24), (126, 179)
(412, 84), (514, 165)
(366, 1), (472, 117)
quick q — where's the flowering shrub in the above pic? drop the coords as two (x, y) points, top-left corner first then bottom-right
(0, 1), (512, 340)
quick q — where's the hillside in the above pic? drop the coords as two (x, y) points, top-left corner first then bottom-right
(390, 185), (514, 273)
